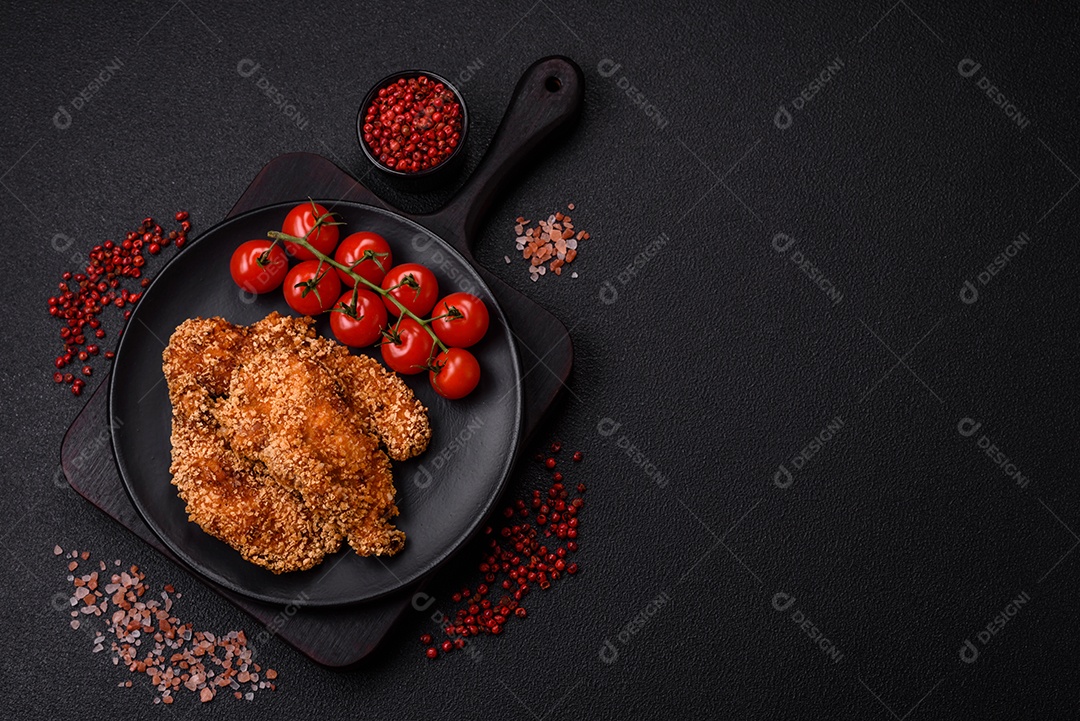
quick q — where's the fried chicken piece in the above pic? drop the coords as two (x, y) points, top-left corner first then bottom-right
(213, 349), (405, 556)
(162, 312), (430, 573)
(167, 403), (343, 573)
(322, 351), (432, 461)
(162, 316), (247, 399)
(163, 320), (343, 572)
(244, 313), (431, 460)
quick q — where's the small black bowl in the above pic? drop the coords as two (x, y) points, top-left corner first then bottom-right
(357, 70), (469, 191)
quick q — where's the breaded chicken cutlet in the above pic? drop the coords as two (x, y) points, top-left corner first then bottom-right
(162, 312), (431, 573)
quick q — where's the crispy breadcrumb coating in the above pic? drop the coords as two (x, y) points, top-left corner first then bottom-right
(162, 312), (430, 573)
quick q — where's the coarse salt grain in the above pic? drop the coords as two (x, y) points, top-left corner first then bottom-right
(58, 548), (280, 704)
(511, 204), (591, 281)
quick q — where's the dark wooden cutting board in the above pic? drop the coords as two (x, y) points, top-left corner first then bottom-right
(59, 56), (583, 666)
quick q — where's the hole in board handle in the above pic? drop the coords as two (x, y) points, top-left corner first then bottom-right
(544, 76), (562, 92)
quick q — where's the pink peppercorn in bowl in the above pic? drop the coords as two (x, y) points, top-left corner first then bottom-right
(357, 70), (469, 187)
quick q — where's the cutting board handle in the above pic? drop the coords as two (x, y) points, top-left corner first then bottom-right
(421, 56), (584, 254)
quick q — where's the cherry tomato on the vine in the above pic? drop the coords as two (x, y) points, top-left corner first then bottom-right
(330, 289), (388, 347)
(381, 318), (435, 375)
(380, 263), (439, 317)
(283, 260), (341, 316)
(430, 292), (489, 348)
(281, 201), (339, 260)
(429, 348), (481, 399)
(230, 240), (288, 294)
(334, 231), (393, 288)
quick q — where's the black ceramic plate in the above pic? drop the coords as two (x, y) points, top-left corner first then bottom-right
(110, 201), (522, 607)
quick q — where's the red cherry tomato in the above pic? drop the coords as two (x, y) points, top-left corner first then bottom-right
(329, 289), (388, 347)
(230, 240), (288, 294)
(430, 293), (490, 348)
(381, 318), (435, 375)
(380, 263), (439, 317)
(334, 231), (393, 288)
(429, 348), (481, 399)
(283, 260), (341, 316)
(281, 201), (339, 260)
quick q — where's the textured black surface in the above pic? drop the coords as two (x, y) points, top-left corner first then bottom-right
(2, 1), (1079, 719)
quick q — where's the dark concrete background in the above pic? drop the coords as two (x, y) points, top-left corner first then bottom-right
(1, 1), (1078, 718)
